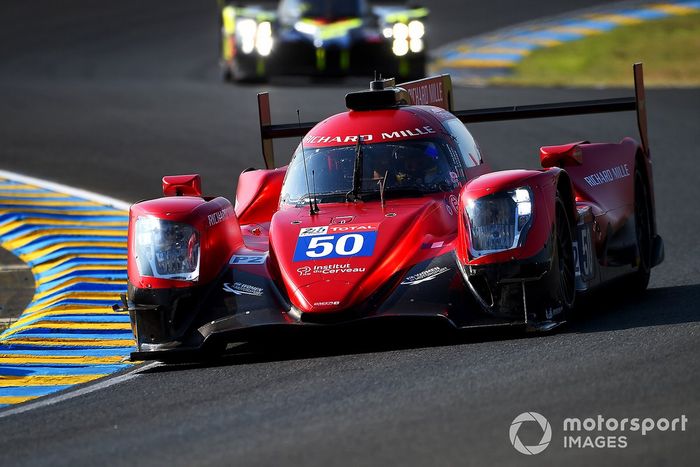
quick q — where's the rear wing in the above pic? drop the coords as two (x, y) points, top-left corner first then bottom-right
(257, 63), (648, 169)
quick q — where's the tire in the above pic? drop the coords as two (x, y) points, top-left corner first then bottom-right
(544, 193), (576, 319)
(556, 193), (576, 309)
(221, 64), (233, 83)
(525, 191), (575, 324)
(626, 167), (652, 292)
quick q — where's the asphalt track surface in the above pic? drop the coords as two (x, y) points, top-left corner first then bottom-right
(0, 0), (698, 465)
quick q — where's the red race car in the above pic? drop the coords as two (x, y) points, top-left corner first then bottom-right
(125, 64), (663, 361)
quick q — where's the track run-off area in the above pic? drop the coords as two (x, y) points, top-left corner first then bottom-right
(0, 0), (698, 466)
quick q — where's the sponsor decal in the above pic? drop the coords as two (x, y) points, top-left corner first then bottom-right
(584, 164), (630, 187)
(223, 282), (263, 297)
(509, 412), (689, 454)
(405, 80), (444, 106)
(207, 207), (232, 227)
(314, 301), (340, 307)
(330, 216), (354, 225)
(297, 263), (366, 275)
(401, 266), (451, 285)
(303, 127), (436, 145)
(230, 254), (266, 265)
(304, 134), (373, 144)
(380, 126), (436, 140)
(299, 226), (329, 237)
(294, 223), (378, 262)
(326, 223), (379, 233)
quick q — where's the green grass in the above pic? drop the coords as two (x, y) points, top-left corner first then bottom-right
(491, 12), (700, 87)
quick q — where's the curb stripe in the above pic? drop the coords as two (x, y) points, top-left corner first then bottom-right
(432, 0), (700, 84)
(0, 171), (134, 407)
(0, 365), (128, 376)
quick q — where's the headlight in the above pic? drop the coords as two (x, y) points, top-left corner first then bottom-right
(409, 38), (423, 53)
(392, 38), (409, 56)
(255, 21), (273, 56)
(135, 218), (200, 281)
(237, 18), (257, 54)
(464, 187), (533, 257)
(408, 20), (424, 39)
(294, 21), (318, 35)
(392, 23), (409, 41)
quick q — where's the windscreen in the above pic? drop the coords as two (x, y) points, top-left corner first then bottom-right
(296, 0), (364, 19)
(280, 139), (465, 206)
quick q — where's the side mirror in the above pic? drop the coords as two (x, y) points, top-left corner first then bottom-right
(162, 174), (202, 197)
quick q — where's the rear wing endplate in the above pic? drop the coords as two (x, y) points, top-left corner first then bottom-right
(257, 63), (648, 169)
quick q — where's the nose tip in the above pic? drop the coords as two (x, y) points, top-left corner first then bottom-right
(298, 279), (355, 313)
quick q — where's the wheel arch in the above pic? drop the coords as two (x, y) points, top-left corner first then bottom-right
(554, 169), (577, 230)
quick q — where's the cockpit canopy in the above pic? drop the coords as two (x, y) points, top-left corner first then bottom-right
(281, 138), (462, 206)
(279, 0), (367, 22)
(279, 106), (483, 207)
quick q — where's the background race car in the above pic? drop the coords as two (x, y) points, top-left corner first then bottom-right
(218, 0), (428, 82)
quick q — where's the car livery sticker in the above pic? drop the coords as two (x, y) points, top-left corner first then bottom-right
(401, 266), (451, 286)
(230, 254), (266, 265)
(583, 164), (630, 187)
(223, 282), (264, 296)
(293, 223), (378, 262)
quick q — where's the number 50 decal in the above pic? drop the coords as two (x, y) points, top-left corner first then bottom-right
(293, 232), (376, 261)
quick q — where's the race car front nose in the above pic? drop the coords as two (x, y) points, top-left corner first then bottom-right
(293, 279), (357, 315)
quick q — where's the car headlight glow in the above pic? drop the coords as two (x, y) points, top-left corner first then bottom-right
(135, 217), (200, 281)
(237, 18), (257, 54)
(382, 27), (393, 38)
(392, 22), (409, 41)
(409, 38), (423, 53)
(408, 20), (424, 39)
(392, 38), (409, 56)
(294, 20), (317, 36)
(464, 187), (533, 257)
(255, 21), (273, 56)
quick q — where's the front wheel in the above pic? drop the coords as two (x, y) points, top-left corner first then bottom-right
(531, 193), (575, 323)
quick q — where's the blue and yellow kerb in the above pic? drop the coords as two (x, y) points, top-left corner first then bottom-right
(433, 0), (700, 85)
(0, 175), (134, 408)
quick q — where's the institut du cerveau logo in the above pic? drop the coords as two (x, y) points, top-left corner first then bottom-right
(509, 412), (552, 455)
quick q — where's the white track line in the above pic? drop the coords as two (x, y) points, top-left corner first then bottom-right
(0, 363), (160, 418)
(0, 169), (131, 211)
(0, 169), (137, 416)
